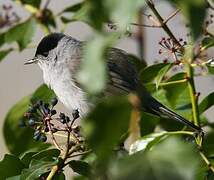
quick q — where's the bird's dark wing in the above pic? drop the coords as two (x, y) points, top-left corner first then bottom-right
(104, 47), (139, 96)
(105, 48), (202, 132)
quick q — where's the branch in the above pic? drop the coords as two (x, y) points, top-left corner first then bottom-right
(146, 0), (183, 52)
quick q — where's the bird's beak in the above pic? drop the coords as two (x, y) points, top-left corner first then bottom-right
(24, 57), (38, 65)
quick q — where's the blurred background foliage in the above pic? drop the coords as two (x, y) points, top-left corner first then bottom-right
(0, 0), (214, 179)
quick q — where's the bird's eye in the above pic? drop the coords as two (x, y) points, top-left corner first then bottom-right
(42, 51), (49, 57)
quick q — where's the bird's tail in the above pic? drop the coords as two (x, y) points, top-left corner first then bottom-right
(140, 91), (202, 132)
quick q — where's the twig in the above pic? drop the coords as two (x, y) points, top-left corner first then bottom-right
(158, 79), (187, 87)
(199, 150), (214, 173)
(63, 150), (92, 167)
(163, 9), (181, 24)
(146, 0), (183, 52)
(46, 118), (64, 152)
(43, 0), (51, 9)
(67, 150), (92, 159)
(187, 65), (200, 126)
(131, 22), (161, 28)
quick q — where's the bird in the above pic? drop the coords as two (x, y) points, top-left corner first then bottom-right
(25, 33), (202, 132)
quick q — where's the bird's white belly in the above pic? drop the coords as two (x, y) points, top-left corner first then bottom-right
(43, 67), (91, 117)
(53, 80), (90, 116)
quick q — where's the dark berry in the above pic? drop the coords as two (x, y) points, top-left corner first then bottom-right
(73, 125), (80, 134)
(34, 131), (41, 141)
(52, 128), (58, 133)
(60, 118), (66, 124)
(43, 107), (50, 114)
(72, 109), (79, 119)
(28, 118), (36, 126)
(19, 120), (26, 128)
(50, 109), (57, 116)
(65, 116), (70, 122)
(39, 134), (47, 142)
(38, 100), (43, 106)
(69, 140), (76, 147)
(28, 106), (36, 113)
(44, 103), (49, 109)
(51, 97), (58, 106)
(44, 127), (49, 132)
(59, 112), (65, 119)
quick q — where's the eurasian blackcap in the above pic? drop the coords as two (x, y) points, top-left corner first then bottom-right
(25, 33), (202, 132)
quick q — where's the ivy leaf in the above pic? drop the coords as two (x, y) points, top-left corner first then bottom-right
(129, 131), (168, 154)
(14, 0), (41, 8)
(201, 37), (214, 51)
(61, 2), (83, 13)
(30, 84), (55, 104)
(155, 63), (173, 89)
(39, 9), (56, 29)
(199, 92), (214, 114)
(77, 33), (117, 94)
(0, 49), (13, 63)
(30, 149), (60, 162)
(164, 73), (188, 108)
(83, 96), (132, 161)
(20, 159), (58, 180)
(104, 0), (145, 30)
(110, 137), (199, 180)
(140, 111), (160, 136)
(69, 160), (91, 177)
(0, 154), (25, 180)
(140, 63), (172, 83)
(4, 18), (36, 50)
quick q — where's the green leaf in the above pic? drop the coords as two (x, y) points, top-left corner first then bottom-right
(199, 92), (214, 114)
(30, 149), (60, 162)
(164, 73), (188, 108)
(16, 0), (41, 8)
(140, 111), (160, 136)
(61, 2), (83, 13)
(71, 3), (91, 24)
(39, 9), (56, 29)
(104, 0), (145, 30)
(30, 84), (55, 104)
(83, 96), (132, 160)
(6, 175), (21, 180)
(109, 137), (200, 180)
(4, 18), (36, 50)
(77, 33), (117, 94)
(155, 63), (173, 89)
(140, 63), (172, 83)
(3, 96), (50, 156)
(0, 49), (13, 62)
(0, 154), (25, 180)
(170, 0), (206, 41)
(129, 131), (168, 154)
(201, 37), (214, 51)
(202, 131), (214, 156)
(69, 160), (91, 177)
(0, 33), (5, 47)
(20, 152), (38, 167)
(20, 159), (58, 180)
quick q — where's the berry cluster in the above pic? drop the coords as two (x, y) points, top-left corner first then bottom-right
(20, 97), (80, 143)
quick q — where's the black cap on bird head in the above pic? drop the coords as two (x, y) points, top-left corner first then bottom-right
(24, 33), (65, 65)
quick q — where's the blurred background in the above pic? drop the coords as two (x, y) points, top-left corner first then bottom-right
(0, 0), (213, 159)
